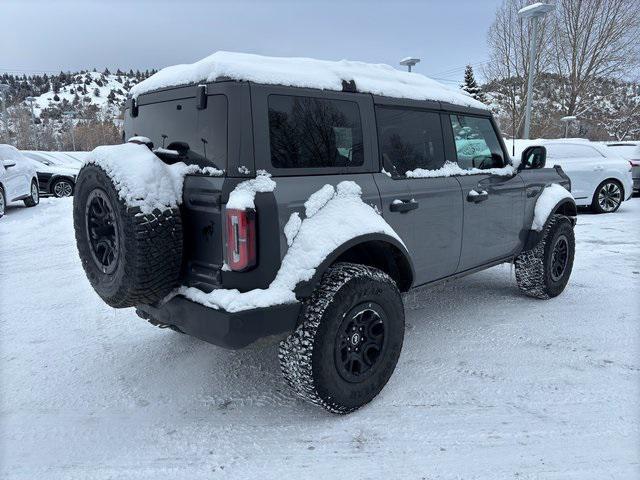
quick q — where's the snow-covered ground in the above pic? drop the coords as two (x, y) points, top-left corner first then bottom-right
(1, 197), (638, 479)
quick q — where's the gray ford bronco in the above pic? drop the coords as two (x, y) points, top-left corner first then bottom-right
(73, 55), (576, 414)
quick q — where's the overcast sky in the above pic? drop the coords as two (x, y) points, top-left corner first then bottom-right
(1, 0), (504, 84)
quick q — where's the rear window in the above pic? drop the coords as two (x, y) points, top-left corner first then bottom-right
(606, 144), (640, 160)
(268, 95), (364, 169)
(127, 94), (228, 169)
(376, 107), (445, 176)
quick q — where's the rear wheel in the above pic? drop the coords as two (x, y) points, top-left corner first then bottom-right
(279, 263), (404, 414)
(73, 164), (183, 308)
(591, 179), (622, 213)
(23, 180), (39, 207)
(52, 178), (74, 197)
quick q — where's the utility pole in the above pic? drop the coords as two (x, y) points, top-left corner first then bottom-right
(25, 96), (38, 149)
(0, 84), (9, 138)
(518, 3), (555, 139)
(399, 57), (420, 73)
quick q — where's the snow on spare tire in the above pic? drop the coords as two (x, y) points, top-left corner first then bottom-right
(73, 143), (209, 308)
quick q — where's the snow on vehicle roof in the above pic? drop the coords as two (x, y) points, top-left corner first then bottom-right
(129, 51), (488, 109)
(0, 144), (25, 161)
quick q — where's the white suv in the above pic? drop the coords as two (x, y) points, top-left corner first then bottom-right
(0, 144), (40, 218)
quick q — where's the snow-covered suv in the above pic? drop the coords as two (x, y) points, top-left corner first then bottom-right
(72, 52), (577, 414)
(0, 144), (40, 218)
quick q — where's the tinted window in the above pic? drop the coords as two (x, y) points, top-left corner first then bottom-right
(376, 107), (445, 176)
(449, 115), (504, 170)
(546, 144), (604, 159)
(268, 95), (363, 169)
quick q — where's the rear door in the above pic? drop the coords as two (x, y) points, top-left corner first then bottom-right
(374, 105), (462, 285)
(445, 113), (524, 272)
(545, 143), (605, 202)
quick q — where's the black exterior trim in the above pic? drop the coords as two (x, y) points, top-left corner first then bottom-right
(137, 297), (301, 349)
(522, 198), (577, 251)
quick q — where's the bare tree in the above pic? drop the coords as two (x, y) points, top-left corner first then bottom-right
(551, 0), (640, 117)
(484, 0), (553, 137)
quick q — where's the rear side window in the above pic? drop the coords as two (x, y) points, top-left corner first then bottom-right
(449, 115), (504, 170)
(376, 107), (445, 176)
(268, 95), (364, 169)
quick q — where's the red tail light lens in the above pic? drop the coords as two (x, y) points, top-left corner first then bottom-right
(225, 208), (256, 271)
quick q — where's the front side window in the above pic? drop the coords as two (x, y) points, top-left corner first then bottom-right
(449, 115), (504, 170)
(268, 95), (364, 169)
(546, 144), (605, 159)
(376, 107), (445, 176)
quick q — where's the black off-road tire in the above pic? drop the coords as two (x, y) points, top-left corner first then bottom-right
(515, 214), (575, 299)
(591, 179), (623, 214)
(23, 180), (39, 207)
(73, 164), (183, 308)
(279, 263), (405, 414)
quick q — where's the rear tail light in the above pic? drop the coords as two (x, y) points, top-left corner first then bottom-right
(225, 208), (256, 271)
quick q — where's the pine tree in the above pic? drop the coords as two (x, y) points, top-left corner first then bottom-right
(461, 65), (486, 103)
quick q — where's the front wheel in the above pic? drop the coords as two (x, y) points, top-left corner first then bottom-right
(23, 180), (39, 207)
(279, 263), (405, 414)
(591, 179), (623, 214)
(515, 214), (575, 299)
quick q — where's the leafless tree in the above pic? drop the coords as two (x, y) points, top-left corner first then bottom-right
(551, 0), (640, 117)
(484, 0), (553, 137)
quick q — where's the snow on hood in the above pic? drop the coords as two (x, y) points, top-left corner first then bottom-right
(531, 184), (573, 231)
(85, 143), (220, 215)
(180, 181), (403, 312)
(130, 51), (487, 110)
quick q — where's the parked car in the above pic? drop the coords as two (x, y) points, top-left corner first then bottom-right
(512, 139), (633, 213)
(72, 52), (577, 414)
(604, 142), (640, 194)
(22, 155), (79, 197)
(0, 144), (40, 218)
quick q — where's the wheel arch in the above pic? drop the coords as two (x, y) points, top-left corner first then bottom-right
(522, 198), (577, 252)
(294, 233), (415, 299)
(598, 176), (625, 200)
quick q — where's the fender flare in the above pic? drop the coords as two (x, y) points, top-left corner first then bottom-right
(522, 198), (577, 251)
(294, 233), (415, 299)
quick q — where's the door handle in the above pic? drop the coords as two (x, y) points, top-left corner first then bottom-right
(467, 189), (489, 203)
(593, 165), (604, 171)
(390, 199), (419, 213)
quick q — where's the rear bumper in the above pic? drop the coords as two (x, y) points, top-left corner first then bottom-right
(137, 296), (301, 349)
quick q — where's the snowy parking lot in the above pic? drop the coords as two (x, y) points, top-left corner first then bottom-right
(1, 197), (638, 479)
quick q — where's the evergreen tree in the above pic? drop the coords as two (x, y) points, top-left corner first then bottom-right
(461, 65), (486, 103)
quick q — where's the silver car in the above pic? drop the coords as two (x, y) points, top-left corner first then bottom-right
(606, 142), (640, 193)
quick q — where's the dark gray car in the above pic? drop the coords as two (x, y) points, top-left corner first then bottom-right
(72, 74), (577, 414)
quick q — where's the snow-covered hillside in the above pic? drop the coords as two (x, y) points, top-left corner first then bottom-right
(0, 197), (638, 479)
(29, 71), (141, 119)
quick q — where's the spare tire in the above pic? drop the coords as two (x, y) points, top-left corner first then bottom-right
(73, 164), (183, 308)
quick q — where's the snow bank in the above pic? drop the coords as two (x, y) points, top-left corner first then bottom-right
(531, 184), (573, 231)
(86, 143), (204, 215)
(180, 181), (402, 312)
(130, 51), (487, 109)
(405, 161), (515, 178)
(226, 171), (276, 210)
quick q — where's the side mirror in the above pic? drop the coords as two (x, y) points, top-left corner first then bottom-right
(3, 160), (17, 169)
(520, 145), (546, 170)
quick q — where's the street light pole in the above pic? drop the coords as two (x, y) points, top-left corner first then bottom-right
(518, 3), (555, 139)
(399, 57), (420, 72)
(0, 84), (10, 138)
(560, 115), (577, 138)
(63, 111), (76, 151)
(25, 96), (38, 149)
